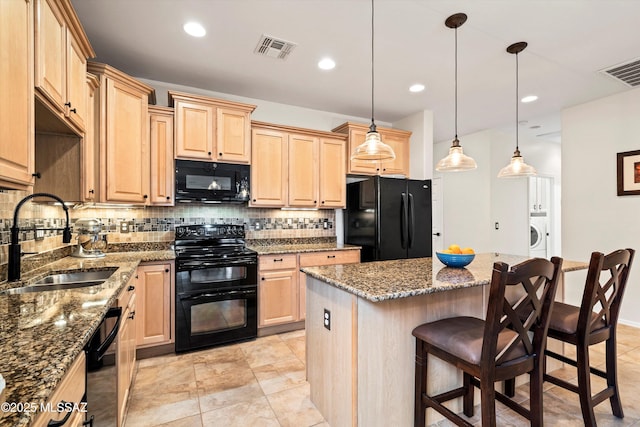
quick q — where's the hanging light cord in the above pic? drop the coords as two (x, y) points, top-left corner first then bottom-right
(454, 25), (458, 140)
(370, 0), (376, 132)
(515, 51), (519, 152)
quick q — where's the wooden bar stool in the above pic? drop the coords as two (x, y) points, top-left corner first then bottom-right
(542, 248), (634, 426)
(412, 257), (563, 427)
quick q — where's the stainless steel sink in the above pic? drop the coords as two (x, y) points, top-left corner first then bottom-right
(33, 268), (117, 285)
(0, 267), (118, 295)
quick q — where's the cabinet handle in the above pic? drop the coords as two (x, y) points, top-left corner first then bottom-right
(135, 274), (139, 279)
(89, 189), (95, 194)
(252, 199), (256, 202)
(166, 196), (171, 200)
(273, 258), (283, 262)
(32, 172), (41, 179)
(261, 277), (265, 281)
(219, 152), (223, 156)
(321, 201), (325, 204)
(165, 268), (169, 272)
(327, 255), (336, 259)
(64, 102), (71, 107)
(383, 168), (387, 172)
(46, 400), (72, 426)
(143, 194), (148, 199)
(70, 108), (76, 114)
(208, 151), (212, 155)
(128, 285), (135, 291)
(314, 200), (317, 203)
(128, 311), (136, 319)
(433, 232), (441, 236)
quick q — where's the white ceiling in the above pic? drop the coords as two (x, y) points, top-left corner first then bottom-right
(71, 0), (640, 144)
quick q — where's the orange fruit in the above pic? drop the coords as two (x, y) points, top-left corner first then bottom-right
(441, 249), (453, 254)
(461, 247), (475, 254)
(448, 244), (462, 254)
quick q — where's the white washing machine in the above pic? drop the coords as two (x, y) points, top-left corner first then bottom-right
(530, 215), (548, 258)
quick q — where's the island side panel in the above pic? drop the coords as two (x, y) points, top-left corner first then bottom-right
(307, 276), (358, 427)
(356, 286), (485, 427)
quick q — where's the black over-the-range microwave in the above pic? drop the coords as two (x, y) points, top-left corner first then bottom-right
(175, 159), (250, 203)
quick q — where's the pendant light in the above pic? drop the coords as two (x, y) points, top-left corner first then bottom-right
(436, 13), (477, 172)
(497, 42), (537, 178)
(350, 0), (396, 163)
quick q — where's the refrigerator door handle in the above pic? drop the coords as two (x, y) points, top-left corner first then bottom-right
(400, 192), (408, 249)
(408, 192), (415, 249)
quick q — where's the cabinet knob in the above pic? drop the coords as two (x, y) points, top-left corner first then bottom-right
(89, 189), (95, 194)
(252, 199), (256, 202)
(165, 268), (169, 273)
(321, 201), (325, 204)
(64, 102), (71, 107)
(70, 108), (77, 114)
(166, 196), (171, 200)
(208, 151), (212, 155)
(32, 172), (41, 179)
(261, 277), (265, 281)
(143, 194), (148, 199)
(128, 285), (135, 291)
(128, 311), (136, 319)
(376, 168), (380, 172)
(219, 152), (223, 156)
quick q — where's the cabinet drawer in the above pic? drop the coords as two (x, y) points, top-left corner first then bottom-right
(299, 250), (360, 267)
(259, 254), (297, 271)
(33, 352), (86, 427)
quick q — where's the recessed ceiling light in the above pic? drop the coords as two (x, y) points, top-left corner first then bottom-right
(184, 22), (206, 38)
(318, 58), (336, 70)
(521, 95), (538, 103)
(409, 84), (425, 93)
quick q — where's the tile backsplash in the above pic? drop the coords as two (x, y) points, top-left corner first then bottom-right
(0, 190), (335, 265)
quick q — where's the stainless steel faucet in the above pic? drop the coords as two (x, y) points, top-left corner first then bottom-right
(8, 193), (72, 281)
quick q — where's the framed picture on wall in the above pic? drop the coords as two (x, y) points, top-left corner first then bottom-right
(617, 150), (640, 196)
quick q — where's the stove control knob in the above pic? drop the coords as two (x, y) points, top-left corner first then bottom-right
(175, 228), (186, 238)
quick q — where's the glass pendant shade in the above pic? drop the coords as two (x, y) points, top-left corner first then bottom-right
(435, 138), (477, 172)
(351, 127), (396, 162)
(497, 149), (536, 178)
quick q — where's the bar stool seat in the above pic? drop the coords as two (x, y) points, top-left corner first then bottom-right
(413, 257), (563, 427)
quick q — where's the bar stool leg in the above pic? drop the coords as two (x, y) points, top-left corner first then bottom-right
(606, 335), (624, 418)
(530, 364), (544, 427)
(576, 342), (597, 427)
(480, 382), (497, 427)
(463, 372), (474, 417)
(414, 339), (427, 427)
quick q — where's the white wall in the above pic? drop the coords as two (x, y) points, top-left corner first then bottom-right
(434, 129), (561, 257)
(562, 86), (640, 327)
(393, 110), (434, 180)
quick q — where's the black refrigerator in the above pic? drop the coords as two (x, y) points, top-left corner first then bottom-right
(344, 176), (432, 262)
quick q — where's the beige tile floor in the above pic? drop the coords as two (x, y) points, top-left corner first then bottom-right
(124, 325), (640, 427)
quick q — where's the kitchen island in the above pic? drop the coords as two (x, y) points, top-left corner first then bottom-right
(301, 253), (588, 427)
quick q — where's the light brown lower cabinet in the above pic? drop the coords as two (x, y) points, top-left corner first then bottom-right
(117, 274), (137, 427)
(258, 250), (360, 328)
(32, 352), (86, 427)
(136, 262), (174, 347)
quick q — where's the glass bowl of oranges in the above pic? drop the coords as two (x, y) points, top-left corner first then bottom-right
(435, 244), (475, 268)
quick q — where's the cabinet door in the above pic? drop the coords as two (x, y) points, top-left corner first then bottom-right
(319, 138), (346, 208)
(380, 133), (409, 177)
(251, 127), (288, 207)
(174, 100), (214, 160)
(288, 133), (318, 207)
(104, 78), (149, 203)
(136, 263), (172, 347)
(259, 269), (298, 327)
(66, 33), (87, 130)
(150, 109), (174, 205)
(347, 128), (380, 175)
(35, 0), (66, 111)
(216, 107), (251, 163)
(0, 0), (34, 190)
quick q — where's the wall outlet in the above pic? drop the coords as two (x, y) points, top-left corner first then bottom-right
(120, 221), (131, 233)
(323, 308), (331, 330)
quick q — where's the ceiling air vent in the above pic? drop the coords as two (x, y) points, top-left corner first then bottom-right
(254, 34), (297, 60)
(601, 57), (640, 87)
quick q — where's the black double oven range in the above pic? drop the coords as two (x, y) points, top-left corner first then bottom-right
(174, 224), (258, 353)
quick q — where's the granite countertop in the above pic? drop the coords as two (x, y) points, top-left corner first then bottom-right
(0, 250), (174, 427)
(301, 253), (589, 302)
(248, 242), (361, 255)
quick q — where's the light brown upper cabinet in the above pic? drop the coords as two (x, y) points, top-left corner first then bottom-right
(332, 122), (411, 177)
(149, 106), (175, 206)
(169, 91), (256, 164)
(0, 0), (35, 191)
(250, 122), (347, 209)
(34, 0), (94, 134)
(88, 62), (155, 204)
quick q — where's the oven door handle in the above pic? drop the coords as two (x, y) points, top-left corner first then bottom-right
(94, 307), (122, 360)
(181, 290), (256, 300)
(178, 258), (257, 269)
